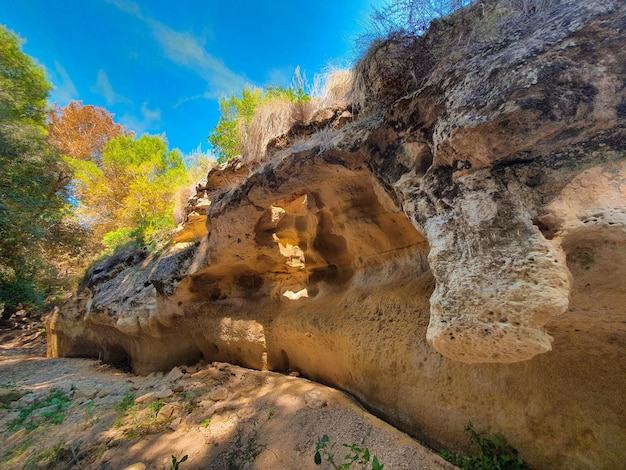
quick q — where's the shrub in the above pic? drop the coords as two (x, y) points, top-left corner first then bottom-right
(208, 85), (263, 163)
(314, 434), (384, 470)
(208, 68), (312, 164)
(440, 422), (528, 470)
(101, 228), (140, 256)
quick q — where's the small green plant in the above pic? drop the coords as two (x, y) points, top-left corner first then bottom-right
(0, 438), (33, 465)
(170, 454), (188, 469)
(266, 407), (275, 420)
(200, 418), (211, 427)
(440, 422), (528, 470)
(314, 434), (384, 470)
(83, 399), (98, 425)
(116, 393), (136, 414)
(23, 442), (69, 469)
(148, 398), (165, 421)
(226, 421), (267, 470)
(121, 398), (170, 440)
(114, 393), (136, 427)
(182, 391), (197, 413)
(8, 388), (73, 431)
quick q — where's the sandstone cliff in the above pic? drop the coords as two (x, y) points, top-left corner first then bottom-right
(49, 0), (626, 468)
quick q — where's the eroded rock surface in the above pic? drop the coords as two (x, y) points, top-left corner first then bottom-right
(49, 1), (626, 468)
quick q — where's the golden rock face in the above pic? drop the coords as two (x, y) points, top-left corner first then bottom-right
(50, 1), (626, 468)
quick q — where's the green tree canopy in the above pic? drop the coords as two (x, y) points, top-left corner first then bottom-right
(0, 26), (68, 311)
(66, 133), (187, 252)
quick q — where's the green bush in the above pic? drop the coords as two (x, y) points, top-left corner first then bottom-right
(101, 228), (140, 256)
(208, 70), (311, 164)
(440, 423), (528, 470)
(0, 26), (68, 312)
(314, 434), (384, 470)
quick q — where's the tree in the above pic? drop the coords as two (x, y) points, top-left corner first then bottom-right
(208, 70), (311, 164)
(66, 133), (188, 252)
(0, 26), (68, 311)
(208, 85), (264, 163)
(47, 101), (128, 165)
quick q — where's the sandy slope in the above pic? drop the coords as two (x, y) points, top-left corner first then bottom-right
(0, 328), (454, 469)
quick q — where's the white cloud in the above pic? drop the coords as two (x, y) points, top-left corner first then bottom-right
(91, 70), (130, 105)
(107, 0), (245, 97)
(119, 101), (161, 135)
(141, 102), (161, 122)
(106, 0), (142, 17)
(50, 61), (78, 104)
(265, 67), (293, 88)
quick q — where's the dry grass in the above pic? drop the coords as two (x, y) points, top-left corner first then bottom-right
(173, 184), (197, 224)
(236, 69), (355, 164)
(238, 98), (295, 164)
(314, 69), (355, 109)
(173, 153), (212, 224)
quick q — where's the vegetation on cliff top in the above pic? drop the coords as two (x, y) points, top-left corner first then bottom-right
(208, 68), (313, 164)
(0, 0), (555, 313)
(0, 0), (474, 312)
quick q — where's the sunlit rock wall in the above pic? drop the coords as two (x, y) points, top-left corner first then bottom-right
(49, 1), (626, 468)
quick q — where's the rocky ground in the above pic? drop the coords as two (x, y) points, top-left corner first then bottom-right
(0, 325), (454, 469)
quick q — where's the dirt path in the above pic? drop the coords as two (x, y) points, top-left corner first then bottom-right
(0, 328), (454, 469)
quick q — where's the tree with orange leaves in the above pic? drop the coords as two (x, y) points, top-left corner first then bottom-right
(47, 101), (128, 164)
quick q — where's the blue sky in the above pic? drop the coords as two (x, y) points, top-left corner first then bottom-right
(1, 0), (383, 157)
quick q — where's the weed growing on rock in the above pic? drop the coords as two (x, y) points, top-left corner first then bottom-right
(226, 421), (266, 470)
(181, 391), (197, 413)
(114, 393), (136, 427)
(440, 422), (528, 470)
(23, 442), (70, 469)
(0, 438), (33, 465)
(314, 433), (384, 470)
(121, 397), (170, 440)
(170, 453), (188, 469)
(116, 393), (136, 413)
(148, 398), (165, 421)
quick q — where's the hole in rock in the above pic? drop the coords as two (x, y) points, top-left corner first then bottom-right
(532, 217), (558, 240)
(203, 343), (219, 362)
(235, 272), (264, 291)
(274, 349), (290, 373)
(309, 264), (339, 283)
(102, 344), (132, 372)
